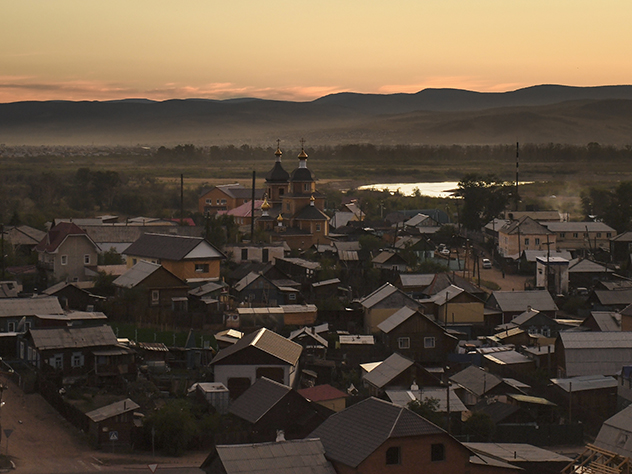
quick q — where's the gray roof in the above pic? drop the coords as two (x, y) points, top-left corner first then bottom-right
(483, 350), (533, 366)
(0, 296), (63, 317)
(288, 327), (328, 348)
(309, 397), (444, 468)
(594, 405), (632, 458)
(588, 311), (621, 331)
(359, 283), (402, 309)
(450, 366), (502, 397)
(522, 249), (572, 262)
(550, 375), (618, 393)
(85, 398), (139, 423)
(593, 289), (632, 306)
(363, 353), (414, 389)
(499, 216), (553, 236)
(386, 387), (467, 413)
(211, 328), (302, 366)
(229, 377), (291, 424)
(489, 290), (558, 313)
(544, 221), (616, 233)
(464, 443), (573, 463)
(559, 332), (632, 376)
(312, 278), (340, 288)
(234, 271), (261, 292)
(568, 259), (614, 273)
(426, 284), (465, 304)
(212, 439), (336, 474)
(113, 260), (162, 288)
(399, 273), (435, 288)
(377, 306), (417, 333)
(29, 325), (118, 350)
(188, 280), (227, 297)
(276, 257), (321, 270)
(123, 232), (224, 261)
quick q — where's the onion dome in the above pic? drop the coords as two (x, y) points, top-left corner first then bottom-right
(266, 144), (290, 183)
(290, 141), (314, 182)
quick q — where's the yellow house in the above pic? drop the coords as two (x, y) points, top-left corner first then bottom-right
(498, 216), (556, 259)
(122, 233), (225, 283)
(421, 284), (485, 325)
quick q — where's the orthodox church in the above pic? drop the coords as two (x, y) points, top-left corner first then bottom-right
(257, 141), (330, 250)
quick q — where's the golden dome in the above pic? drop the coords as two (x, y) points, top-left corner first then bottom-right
(261, 197), (271, 211)
(275, 147), (282, 157)
(277, 213), (284, 222)
(298, 149), (308, 158)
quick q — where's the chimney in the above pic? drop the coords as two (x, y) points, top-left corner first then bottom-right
(276, 430), (285, 442)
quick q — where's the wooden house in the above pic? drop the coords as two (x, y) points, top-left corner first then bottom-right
(85, 398), (140, 449)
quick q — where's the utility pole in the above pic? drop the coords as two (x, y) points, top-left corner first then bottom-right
(250, 171), (256, 241)
(515, 142), (520, 210)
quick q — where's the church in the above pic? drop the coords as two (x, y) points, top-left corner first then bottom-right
(257, 141), (330, 251)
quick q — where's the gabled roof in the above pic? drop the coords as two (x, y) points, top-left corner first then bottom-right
(359, 282), (417, 309)
(113, 260), (184, 288)
(219, 200), (263, 218)
(188, 280), (227, 297)
(229, 377), (291, 423)
(568, 258), (614, 273)
(398, 273), (435, 288)
(464, 442), (573, 464)
(29, 325), (118, 350)
(377, 306), (417, 333)
(404, 213), (433, 227)
(450, 365), (502, 397)
(308, 397), (444, 468)
(522, 249), (572, 262)
(594, 405), (632, 458)
(0, 296), (63, 317)
(510, 308), (542, 325)
(426, 284), (465, 304)
(544, 221), (616, 233)
(207, 439), (336, 474)
(499, 216), (553, 236)
(298, 384), (348, 402)
(559, 332), (632, 376)
(586, 311), (621, 331)
(372, 251), (407, 265)
(363, 353), (414, 389)
(211, 328), (302, 366)
(422, 272), (486, 298)
(123, 233), (224, 261)
(288, 327), (328, 348)
(86, 398), (139, 423)
(488, 290), (558, 313)
(35, 222), (98, 254)
(550, 375), (618, 393)
(593, 289), (632, 306)
(293, 205), (329, 221)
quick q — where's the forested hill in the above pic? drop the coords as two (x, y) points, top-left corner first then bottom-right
(2, 85), (632, 146)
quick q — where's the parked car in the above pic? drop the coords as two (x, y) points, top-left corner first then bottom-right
(482, 258), (492, 269)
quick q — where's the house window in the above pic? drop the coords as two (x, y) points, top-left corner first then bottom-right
(535, 238), (540, 245)
(195, 263), (209, 273)
(53, 354), (63, 370)
(151, 290), (160, 305)
(84, 254), (91, 265)
(216, 199), (220, 205)
(560, 232), (565, 238)
(316, 223), (321, 232)
(262, 248), (269, 263)
(424, 337), (436, 348)
(241, 249), (248, 261)
(19, 341), (25, 360)
(431, 443), (445, 462)
(71, 352), (84, 368)
(385, 446), (401, 465)
(597, 233), (602, 238)
(206, 199), (212, 205)
(524, 238), (530, 245)
(288, 293), (297, 301)
(7, 322), (15, 332)
(573, 233), (578, 238)
(279, 188), (284, 196)
(398, 337), (410, 349)
(61, 255), (68, 265)
(607, 233), (612, 238)
(221, 199), (227, 205)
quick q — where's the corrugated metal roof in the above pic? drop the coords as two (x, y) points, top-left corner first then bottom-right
(550, 375), (618, 392)
(569, 259), (614, 273)
(30, 325), (118, 350)
(464, 442), (573, 463)
(594, 289), (632, 306)
(377, 306), (417, 334)
(113, 260), (161, 288)
(363, 353), (414, 389)
(123, 232), (223, 261)
(211, 328), (301, 366)
(508, 394), (556, 406)
(309, 397), (443, 468)
(229, 377), (291, 423)
(0, 296), (63, 317)
(359, 283), (399, 309)
(298, 384), (348, 402)
(450, 365), (502, 397)
(490, 290), (558, 313)
(339, 335), (374, 345)
(484, 350), (533, 366)
(589, 311), (621, 331)
(399, 274), (435, 288)
(560, 332), (632, 376)
(545, 221), (616, 233)
(594, 405), (632, 458)
(213, 438), (336, 474)
(85, 398), (139, 423)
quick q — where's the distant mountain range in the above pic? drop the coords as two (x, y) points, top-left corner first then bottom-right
(2, 85), (632, 146)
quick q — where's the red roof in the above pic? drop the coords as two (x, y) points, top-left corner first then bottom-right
(166, 218), (196, 226)
(297, 384), (348, 402)
(35, 222), (90, 253)
(218, 200), (263, 218)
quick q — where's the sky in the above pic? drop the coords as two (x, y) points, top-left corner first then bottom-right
(2, 0), (631, 103)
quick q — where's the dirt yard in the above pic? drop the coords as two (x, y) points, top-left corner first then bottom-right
(0, 380), (206, 473)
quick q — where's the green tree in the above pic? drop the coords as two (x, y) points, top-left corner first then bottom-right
(457, 174), (511, 231)
(144, 400), (198, 456)
(408, 398), (444, 427)
(463, 411), (495, 441)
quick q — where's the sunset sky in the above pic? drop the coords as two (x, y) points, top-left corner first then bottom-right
(2, 0), (631, 103)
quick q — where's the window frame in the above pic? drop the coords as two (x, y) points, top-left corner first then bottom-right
(424, 336), (436, 349)
(398, 337), (411, 350)
(385, 446), (401, 465)
(61, 255), (68, 265)
(431, 443), (445, 462)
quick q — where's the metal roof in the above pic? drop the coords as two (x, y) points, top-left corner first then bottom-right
(309, 397), (444, 468)
(568, 259), (614, 273)
(464, 442), (573, 463)
(386, 387), (467, 413)
(298, 384), (348, 402)
(85, 398), (139, 423)
(211, 328), (302, 366)
(560, 332), (632, 376)
(363, 353), (414, 389)
(29, 325), (118, 350)
(377, 306), (417, 334)
(484, 350), (533, 366)
(212, 439), (336, 474)
(450, 365), (502, 397)
(489, 290), (558, 313)
(339, 335), (374, 345)
(508, 394), (556, 406)
(522, 249), (572, 262)
(0, 296), (63, 317)
(544, 221), (616, 233)
(123, 232), (224, 261)
(229, 377), (291, 424)
(113, 260), (161, 288)
(594, 405), (632, 458)
(399, 273), (435, 288)
(359, 282), (399, 309)
(550, 375), (618, 392)
(588, 311), (621, 331)
(594, 289), (632, 306)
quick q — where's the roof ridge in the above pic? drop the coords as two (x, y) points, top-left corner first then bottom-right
(388, 407), (405, 439)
